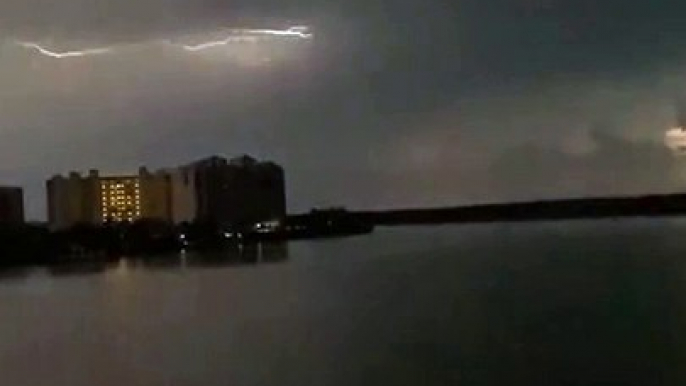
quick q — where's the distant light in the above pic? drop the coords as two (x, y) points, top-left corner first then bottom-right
(665, 127), (686, 155)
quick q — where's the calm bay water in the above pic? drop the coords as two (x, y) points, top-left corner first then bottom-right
(1, 220), (685, 385)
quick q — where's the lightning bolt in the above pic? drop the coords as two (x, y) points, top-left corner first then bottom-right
(243, 26), (313, 39)
(171, 36), (260, 51)
(15, 41), (113, 58)
(12, 26), (313, 58)
(176, 26), (313, 52)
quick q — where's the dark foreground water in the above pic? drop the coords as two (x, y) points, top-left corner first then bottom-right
(1, 220), (686, 385)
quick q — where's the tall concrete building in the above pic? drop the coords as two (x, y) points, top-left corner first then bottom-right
(172, 156), (286, 225)
(0, 187), (24, 224)
(168, 166), (197, 224)
(47, 155), (286, 229)
(171, 155), (286, 227)
(47, 169), (168, 230)
(47, 170), (101, 229)
(139, 167), (173, 222)
(222, 155), (285, 226)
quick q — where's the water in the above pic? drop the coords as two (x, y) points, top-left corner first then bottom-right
(0, 219), (685, 385)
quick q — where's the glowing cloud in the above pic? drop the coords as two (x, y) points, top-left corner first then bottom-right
(665, 127), (686, 156)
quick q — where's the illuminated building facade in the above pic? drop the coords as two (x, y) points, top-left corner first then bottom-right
(46, 155), (286, 230)
(47, 170), (168, 230)
(99, 176), (141, 223)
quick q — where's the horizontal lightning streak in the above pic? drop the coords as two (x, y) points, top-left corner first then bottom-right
(15, 41), (113, 58)
(12, 26), (313, 59)
(172, 36), (260, 51)
(177, 26), (313, 51)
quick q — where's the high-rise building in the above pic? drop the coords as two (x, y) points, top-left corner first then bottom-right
(139, 167), (173, 222)
(168, 166), (197, 224)
(47, 155), (286, 229)
(169, 155), (286, 227)
(0, 187), (24, 224)
(47, 169), (168, 230)
(47, 170), (101, 229)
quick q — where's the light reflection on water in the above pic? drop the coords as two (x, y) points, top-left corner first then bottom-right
(0, 221), (684, 385)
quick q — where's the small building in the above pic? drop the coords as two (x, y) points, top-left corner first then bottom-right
(0, 187), (24, 224)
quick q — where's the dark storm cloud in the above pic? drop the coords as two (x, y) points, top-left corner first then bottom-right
(488, 130), (683, 201)
(1, 0), (686, 218)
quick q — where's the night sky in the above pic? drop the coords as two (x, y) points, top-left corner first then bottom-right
(1, 0), (686, 220)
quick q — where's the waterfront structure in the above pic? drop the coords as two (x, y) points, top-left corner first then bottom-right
(139, 167), (173, 222)
(47, 170), (101, 229)
(0, 187), (24, 224)
(168, 165), (198, 225)
(47, 170), (163, 230)
(47, 155), (286, 229)
(172, 155), (286, 227)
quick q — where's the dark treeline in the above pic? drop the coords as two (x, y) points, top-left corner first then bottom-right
(356, 193), (686, 225)
(281, 208), (374, 239)
(12, 192), (684, 267)
(0, 209), (376, 269)
(0, 219), (283, 268)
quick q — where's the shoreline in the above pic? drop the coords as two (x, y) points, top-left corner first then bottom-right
(356, 193), (686, 225)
